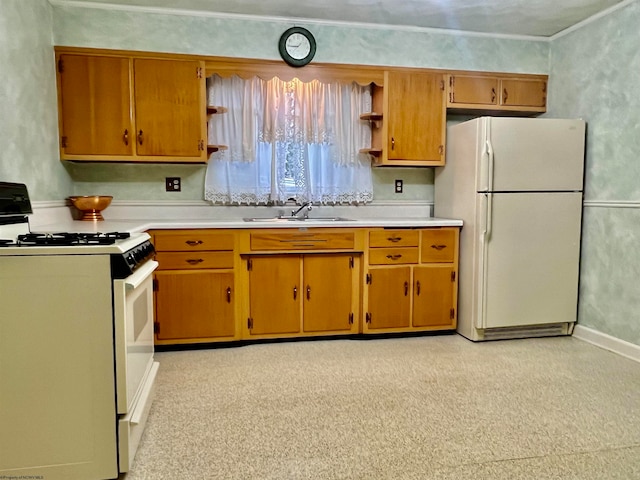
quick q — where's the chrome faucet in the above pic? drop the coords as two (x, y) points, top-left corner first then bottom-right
(291, 201), (313, 218)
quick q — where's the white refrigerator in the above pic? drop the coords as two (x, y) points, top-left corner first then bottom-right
(434, 117), (586, 341)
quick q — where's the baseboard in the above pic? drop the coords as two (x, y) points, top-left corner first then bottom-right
(572, 325), (640, 363)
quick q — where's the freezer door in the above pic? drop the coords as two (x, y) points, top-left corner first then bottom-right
(479, 118), (585, 192)
(477, 192), (582, 329)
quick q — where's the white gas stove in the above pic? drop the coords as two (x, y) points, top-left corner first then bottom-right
(0, 182), (158, 479)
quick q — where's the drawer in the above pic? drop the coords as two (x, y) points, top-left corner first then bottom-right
(369, 230), (419, 248)
(250, 231), (355, 251)
(421, 229), (456, 263)
(369, 247), (419, 265)
(154, 232), (234, 252)
(156, 251), (234, 270)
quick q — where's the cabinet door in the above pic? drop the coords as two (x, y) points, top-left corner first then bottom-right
(366, 267), (411, 329)
(248, 256), (301, 335)
(133, 58), (205, 158)
(303, 255), (354, 333)
(412, 265), (456, 328)
(155, 270), (235, 340)
(448, 75), (498, 106)
(386, 71), (445, 164)
(500, 78), (547, 108)
(57, 54), (133, 156)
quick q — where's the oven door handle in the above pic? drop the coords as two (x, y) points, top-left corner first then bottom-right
(125, 260), (159, 290)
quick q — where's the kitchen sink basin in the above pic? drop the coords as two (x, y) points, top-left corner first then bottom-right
(243, 216), (352, 222)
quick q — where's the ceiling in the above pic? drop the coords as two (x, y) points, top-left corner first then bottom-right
(59, 0), (628, 37)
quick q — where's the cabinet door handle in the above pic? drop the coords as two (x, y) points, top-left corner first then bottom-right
(431, 244), (447, 251)
(386, 254), (402, 260)
(387, 236), (402, 243)
(404, 281), (409, 296)
(491, 88), (496, 103)
(123, 129), (129, 146)
(391, 137), (395, 151)
(293, 286), (297, 300)
(503, 88), (508, 103)
(186, 258), (203, 265)
(226, 287), (232, 303)
(416, 281), (421, 296)
(137, 129), (144, 145)
(306, 285), (311, 300)
(185, 240), (203, 246)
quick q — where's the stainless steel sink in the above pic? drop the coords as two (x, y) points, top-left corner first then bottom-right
(243, 216), (352, 222)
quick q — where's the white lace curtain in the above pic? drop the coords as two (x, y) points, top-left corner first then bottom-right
(204, 75), (373, 205)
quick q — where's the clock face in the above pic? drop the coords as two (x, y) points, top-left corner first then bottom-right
(279, 27), (316, 67)
(286, 33), (311, 60)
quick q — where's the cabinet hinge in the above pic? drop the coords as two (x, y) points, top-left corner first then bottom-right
(349, 256), (354, 269)
(451, 271), (456, 282)
(247, 258), (253, 271)
(198, 139), (205, 151)
(450, 92), (454, 103)
(439, 145), (444, 156)
(60, 136), (68, 148)
(349, 312), (354, 325)
(153, 321), (160, 334)
(366, 273), (372, 284)
(450, 308), (455, 320)
(153, 278), (159, 291)
(196, 67), (203, 78)
(248, 318), (253, 329)
(440, 80), (445, 91)
(57, 58), (64, 73)
(365, 312), (371, 323)
(449, 76), (454, 87)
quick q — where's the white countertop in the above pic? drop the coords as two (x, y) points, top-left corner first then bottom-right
(28, 202), (463, 234)
(32, 216), (462, 234)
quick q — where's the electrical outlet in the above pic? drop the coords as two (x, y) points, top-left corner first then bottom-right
(395, 179), (403, 193)
(166, 177), (181, 192)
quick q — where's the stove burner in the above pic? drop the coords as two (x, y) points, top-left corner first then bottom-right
(16, 231), (131, 246)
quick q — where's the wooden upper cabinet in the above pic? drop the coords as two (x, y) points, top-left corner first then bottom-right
(55, 49), (207, 163)
(447, 74), (547, 115)
(57, 54), (133, 156)
(133, 58), (205, 158)
(447, 75), (498, 106)
(377, 71), (446, 166)
(499, 78), (547, 108)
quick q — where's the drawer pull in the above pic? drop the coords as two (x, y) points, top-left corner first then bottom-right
(387, 236), (402, 243)
(386, 254), (403, 260)
(404, 281), (409, 296)
(186, 258), (204, 265)
(185, 240), (204, 246)
(226, 287), (232, 303)
(431, 244), (447, 251)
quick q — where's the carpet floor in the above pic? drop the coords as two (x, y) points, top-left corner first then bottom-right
(122, 335), (640, 479)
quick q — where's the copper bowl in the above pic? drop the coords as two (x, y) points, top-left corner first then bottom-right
(68, 195), (113, 221)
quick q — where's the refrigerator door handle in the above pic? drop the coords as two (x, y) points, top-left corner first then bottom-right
(477, 193), (491, 329)
(479, 119), (494, 192)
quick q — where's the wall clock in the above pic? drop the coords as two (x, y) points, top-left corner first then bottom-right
(278, 27), (316, 67)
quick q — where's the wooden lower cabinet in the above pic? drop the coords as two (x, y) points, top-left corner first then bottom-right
(246, 254), (358, 338)
(364, 227), (459, 333)
(412, 265), (456, 328)
(155, 270), (235, 341)
(151, 226), (457, 345)
(366, 267), (411, 329)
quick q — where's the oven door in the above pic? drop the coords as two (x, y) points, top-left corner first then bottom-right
(113, 259), (159, 472)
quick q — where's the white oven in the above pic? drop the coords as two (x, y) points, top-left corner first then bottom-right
(114, 258), (159, 472)
(0, 182), (159, 479)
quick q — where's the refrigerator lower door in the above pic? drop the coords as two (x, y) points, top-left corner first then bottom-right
(477, 191), (582, 329)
